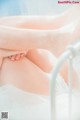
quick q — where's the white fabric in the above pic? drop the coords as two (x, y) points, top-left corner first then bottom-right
(0, 74), (79, 120)
(0, 85), (80, 120)
(0, 73), (66, 120)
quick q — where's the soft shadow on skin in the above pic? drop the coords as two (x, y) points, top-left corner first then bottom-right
(0, 57), (50, 95)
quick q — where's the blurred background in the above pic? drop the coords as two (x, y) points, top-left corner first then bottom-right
(0, 0), (73, 16)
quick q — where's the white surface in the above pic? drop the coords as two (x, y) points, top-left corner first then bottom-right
(0, 83), (80, 120)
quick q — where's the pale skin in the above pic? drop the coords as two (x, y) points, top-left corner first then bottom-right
(0, 5), (80, 29)
(0, 5), (80, 54)
(0, 6), (80, 95)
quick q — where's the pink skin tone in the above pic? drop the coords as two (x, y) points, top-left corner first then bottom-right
(0, 5), (80, 29)
(8, 53), (26, 61)
(8, 49), (55, 73)
(0, 6), (80, 95)
(1, 50), (55, 95)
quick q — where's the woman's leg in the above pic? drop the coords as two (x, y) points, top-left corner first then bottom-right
(0, 21), (74, 55)
(0, 57), (50, 95)
(0, 5), (80, 29)
(27, 49), (56, 73)
(0, 49), (58, 95)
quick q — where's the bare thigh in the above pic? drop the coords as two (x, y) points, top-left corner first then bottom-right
(0, 57), (49, 95)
